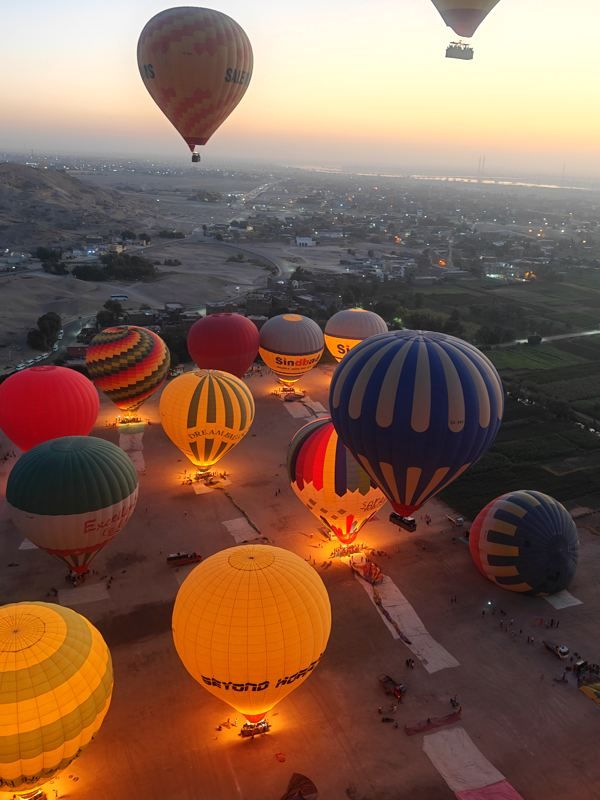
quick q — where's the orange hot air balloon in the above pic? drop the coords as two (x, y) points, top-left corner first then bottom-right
(137, 7), (253, 161)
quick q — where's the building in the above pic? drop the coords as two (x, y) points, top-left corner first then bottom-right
(295, 236), (316, 248)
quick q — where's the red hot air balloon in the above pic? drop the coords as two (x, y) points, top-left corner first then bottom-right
(187, 313), (259, 378)
(0, 366), (99, 451)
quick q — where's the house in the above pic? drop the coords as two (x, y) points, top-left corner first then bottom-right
(295, 236), (316, 248)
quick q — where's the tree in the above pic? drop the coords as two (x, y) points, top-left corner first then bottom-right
(96, 309), (115, 329)
(121, 229), (136, 241)
(27, 328), (46, 350)
(37, 313), (61, 346)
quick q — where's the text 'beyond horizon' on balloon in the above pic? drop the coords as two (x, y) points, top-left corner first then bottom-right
(324, 308), (388, 363)
(430, 0), (500, 38)
(187, 312), (259, 378)
(259, 314), (324, 384)
(288, 417), (386, 544)
(172, 544), (331, 723)
(330, 330), (504, 517)
(137, 7), (253, 161)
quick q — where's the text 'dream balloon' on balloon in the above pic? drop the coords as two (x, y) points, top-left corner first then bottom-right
(0, 602), (113, 793)
(137, 7), (253, 154)
(259, 314), (324, 383)
(85, 325), (170, 412)
(324, 308), (388, 363)
(330, 331), (504, 516)
(172, 544), (331, 722)
(469, 490), (579, 596)
(430, 0), (500, 37)
(6, 436), (139, 574)
(159, 370), (255, 470)
(187, 312), (259, 377)
(288, 417), (386, 544)
(0, 365), (99, 451)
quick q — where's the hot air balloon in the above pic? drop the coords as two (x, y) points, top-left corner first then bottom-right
(172, 544), (331, 725)
(288, 417), (386, 544)
(330, 330), (504, 518)
(159, 370), (254, 471)
(85, 325), (170, 412)
(259, 314), (324, 384)
(324, 308), (388, 363)
(0, 601), (113, 795)
(431, 0), (500, 59)
(187, 313), (259, 378)
(0, 365), (99, 451)
(137, 7), (253, 162)
(469, 490), (579, 595)
(6, 436), (139, 575)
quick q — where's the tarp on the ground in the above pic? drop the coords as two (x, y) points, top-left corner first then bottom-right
(280, 773), (318, 800)
(456, 779), (526, 800)
(580, 683), (600, 705)
(423, 728), (505, 792)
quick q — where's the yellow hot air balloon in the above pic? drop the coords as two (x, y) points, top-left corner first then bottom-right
(324, 308), (388, 362)
(159, 370), (255, 471)
(431, 0), (500, 59)
(0, 602), (113, 795)
(259, 314), (324, 384)
(172, 544), (331, 724)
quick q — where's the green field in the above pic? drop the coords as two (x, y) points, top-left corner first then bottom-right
(489, 345), (585, 371)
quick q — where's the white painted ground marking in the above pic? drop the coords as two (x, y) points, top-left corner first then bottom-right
(58, 583), (110, 607)
(304, 398), (327, 414)
(355, 575), (459, 673)
(173, 565), (199, 586)
(19, 539), (38, 550)
(119, 432), (145, 473)
(423, 727), (505, 793)
(545, 590), (583, 609)
(192, 478), (231, 495)
(282, 402), (311, 419)
(222, 517), (261, 543)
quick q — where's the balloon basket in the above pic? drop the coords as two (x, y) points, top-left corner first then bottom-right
(329, 542), (366, 559)
(116, 416), (146, 434)
(239, 719), (270, 738)
(16, 789), (46, 800)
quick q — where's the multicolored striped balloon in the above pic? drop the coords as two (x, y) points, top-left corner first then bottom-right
(470, 490), (579, 595)
(159, 370), (255, 470)
(0, 602), (113, 793)
(330, 330), (504, 516)
(86, 325), (170, 412)
(288, 417), (386, 544)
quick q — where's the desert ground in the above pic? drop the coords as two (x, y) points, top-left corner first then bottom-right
(0, 364), (598, 800)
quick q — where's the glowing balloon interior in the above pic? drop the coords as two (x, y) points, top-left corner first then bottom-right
(324, 308), (388, 362)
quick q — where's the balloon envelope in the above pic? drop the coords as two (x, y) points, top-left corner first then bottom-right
(330, 330), (504, 515)
(6, 436), (139, 574)
(172, 544), (331, 721)
(259, 314), (324, 383)
(0, 365), (99, 451)
(324, 308), (387, 362)
(159, 369), (255, 470)
(137, 7), (253, 152)
(430, 0), (500, 37)
(187, 313), (259, 377)
(470, 490), (579, 595)
(288, 417), (386, 544)
(86, 325), (170, 412)
(0, 601), (113, 793)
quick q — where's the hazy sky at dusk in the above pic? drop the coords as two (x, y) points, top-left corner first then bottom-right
(2, 0), (600, 178)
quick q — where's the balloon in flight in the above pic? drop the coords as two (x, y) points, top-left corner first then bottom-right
(159, 369), (255, 470)
(187, 312), (259, 378)
(172, 544), (331, 722)
(330, 330), (504, 516)
(137, 7), (253, 160)
(0, 365), (98, 451)
(259, 314), (324, 383)
(288, 417), (386, 544)
(6, 436), (139, 574)
(86, 325), (170, 412)
(470, 490), (579, 595)
(0, 602), (113, 793)
(324, 308), (387, 363)
(430, 0), (500, 37)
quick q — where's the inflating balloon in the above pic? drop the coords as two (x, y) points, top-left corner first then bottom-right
(0, 365), (98, 451)
(259, 314), (324, 383)
(172, 544), (331, 722)
(288, 417), (386, 544)
(470, 490), (578, 595)
(324, 308), (387, 363)
(187, 313), (259, 377)
(330, 330), (503, 516)
(137, 7), (253, 161)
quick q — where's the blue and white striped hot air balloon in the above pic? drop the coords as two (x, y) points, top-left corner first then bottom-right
(329, 330), (504, 516)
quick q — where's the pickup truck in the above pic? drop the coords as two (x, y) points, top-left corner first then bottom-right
(446, 515), (465, 527)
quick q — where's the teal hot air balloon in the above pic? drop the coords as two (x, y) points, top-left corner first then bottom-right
(469, 490), (579, 595)
(330, 330), (504, 516)
(6, 436), (139, 574)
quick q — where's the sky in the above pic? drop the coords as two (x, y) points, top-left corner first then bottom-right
(2, 0), (600, 179)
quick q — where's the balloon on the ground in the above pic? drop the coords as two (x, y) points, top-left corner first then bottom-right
(288, 417), (386, 544)
(172, 544), (331, 722)
(330, 330), (504, 516)
(159, 370), (255, 470)
(0, 601), (113, 793)
(259, 314), (324, 383)
(469, 490), (579, 595)
(86, 325), (170, 412)
(6, 436), (139, 574)
(324, 308), (388, 362)
(0, 365), (98, 451)
(430, 0), (500, 37)
(187, 313), (259, 378)
(137, 7), (253, 158)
